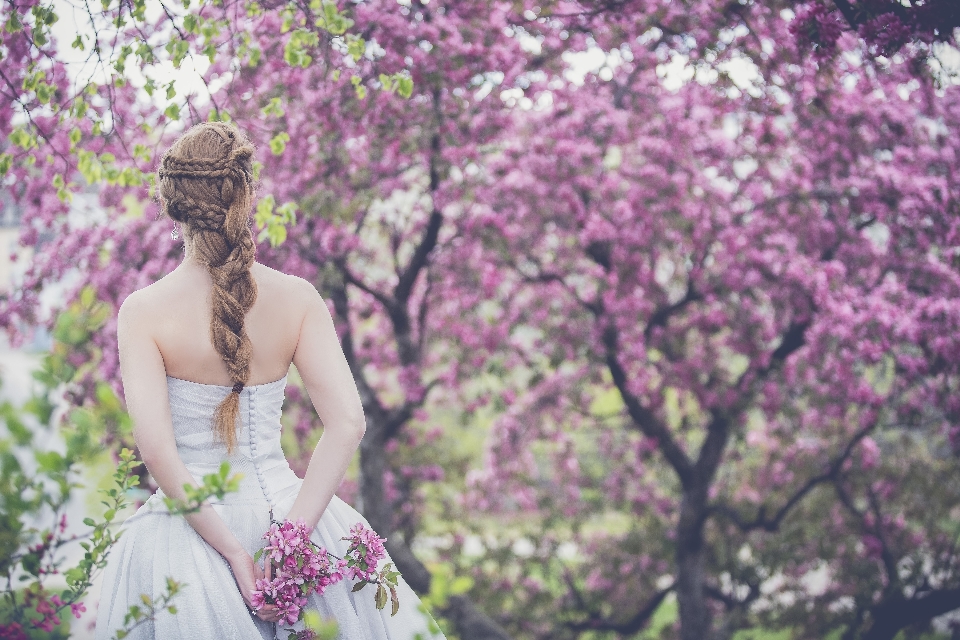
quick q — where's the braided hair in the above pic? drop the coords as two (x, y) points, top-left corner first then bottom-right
(158, 122), (257, 453)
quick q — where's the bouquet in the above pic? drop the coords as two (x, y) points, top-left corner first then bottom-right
(251, 519), (402, 629)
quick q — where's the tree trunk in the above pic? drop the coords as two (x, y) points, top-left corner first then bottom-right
(676, 485), (713, 640)
(357, 413), (392, 539)
(355, 413), (513, 640)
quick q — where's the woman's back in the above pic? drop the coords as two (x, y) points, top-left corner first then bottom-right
(97, 121), (444, 639)
(128, 260), (309, 387)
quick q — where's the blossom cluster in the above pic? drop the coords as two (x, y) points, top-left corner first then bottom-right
(251, 519), (397, 626)
(342, 522), (387, 583)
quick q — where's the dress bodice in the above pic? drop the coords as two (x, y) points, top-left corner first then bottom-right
(166, 374), (288, 463)
(164, 374), (296, 512)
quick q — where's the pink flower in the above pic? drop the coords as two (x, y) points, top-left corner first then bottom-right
(252, 518), (355, 623)
(70, 602), (86, 619)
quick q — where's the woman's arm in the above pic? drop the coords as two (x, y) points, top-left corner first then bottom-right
(117, 291), (280, 621)
(284, 280), (366, 530)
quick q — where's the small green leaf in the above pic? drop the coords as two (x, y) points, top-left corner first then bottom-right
(396, 76), (414, 99)
(269, 132), (290, 155)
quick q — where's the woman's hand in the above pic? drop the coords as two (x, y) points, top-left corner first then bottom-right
(227, 551), (283, 624)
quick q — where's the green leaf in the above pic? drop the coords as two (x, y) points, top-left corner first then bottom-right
(166, 39), (189, 67)
(9, 127), (37, 150)
(269, 132), (290, 155)
(346, 34), (364, 62)
(283, 28), (318, 68)
(396, 76), (414, 99)
(261, 97), (285, 118)
(352, 581), (367, 592)
(65, 567), (85, 584)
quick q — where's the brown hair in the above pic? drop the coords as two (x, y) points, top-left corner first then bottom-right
(157, 122), (257, 453)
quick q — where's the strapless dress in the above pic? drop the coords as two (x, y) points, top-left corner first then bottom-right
(94, 374), (444, 639)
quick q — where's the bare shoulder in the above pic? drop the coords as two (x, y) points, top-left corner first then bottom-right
(117, 285), (156, 326)
(251, 263), (323, 309)
(117, 276), (177, 326)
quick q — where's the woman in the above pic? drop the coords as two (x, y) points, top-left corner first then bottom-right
(95, 122), (443, 639)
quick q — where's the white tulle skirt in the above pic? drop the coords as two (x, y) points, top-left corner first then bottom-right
(94, 481), (443, 640)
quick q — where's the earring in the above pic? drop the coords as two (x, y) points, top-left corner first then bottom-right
(171, 222), (180, 240)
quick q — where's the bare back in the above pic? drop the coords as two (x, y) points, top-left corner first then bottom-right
(134, 260), (310, 386)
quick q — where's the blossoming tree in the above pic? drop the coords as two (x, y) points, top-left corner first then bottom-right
(461, 4), (960, 639)
(2, 0), (959, 639)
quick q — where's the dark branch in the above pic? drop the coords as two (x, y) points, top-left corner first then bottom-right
(564, 582), (674, 633)
(769, 320), (809, 365)
(394, 86), (444, 305)
(602, 323), (695, 485)
(709, 419), (876, 532)
(339, 261), (396, 312)
(327, 279), (387, 421)
(643, 281), (701, 340)
(863, 587), (960, 640)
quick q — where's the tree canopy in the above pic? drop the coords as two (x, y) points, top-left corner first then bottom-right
(1, 1), (958, 639)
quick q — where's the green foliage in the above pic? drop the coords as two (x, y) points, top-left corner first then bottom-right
(161, 461), (243, 514)
(310, 0), (354, 35)
(0, 295), (239, 637)
(284, 29), (319, 68)
(255, 194), (298, 247)
(379, 73), (414, 99)
(112, 577), (181, 640)
(350, 74), (367, 100)
(269, 131), (291, 155)
(302, 609), (339, 639)
(3, 0), (410, 211)
(261, 97), (285, 118)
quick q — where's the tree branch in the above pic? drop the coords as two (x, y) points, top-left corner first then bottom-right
(602, 323), (695, 486)
(863, 587), (960, 640)
(643, 281), (701, 340)
(709, 419), (876, 532)
(394, 86), (444, 305)
(564, 581), (675, 634)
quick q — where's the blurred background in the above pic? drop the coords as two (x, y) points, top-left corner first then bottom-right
(2, 1), (960, 639)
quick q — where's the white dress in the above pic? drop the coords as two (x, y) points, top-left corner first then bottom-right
(95, 374), (444, 640)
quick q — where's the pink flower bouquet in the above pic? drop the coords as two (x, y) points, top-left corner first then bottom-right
(251, 519), (402, 628)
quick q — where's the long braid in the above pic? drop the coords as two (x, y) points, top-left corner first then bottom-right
(158, 122), (258, 453)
